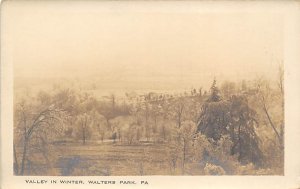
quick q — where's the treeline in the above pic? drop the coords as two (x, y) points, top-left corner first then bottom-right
(13, 75), (284, 175)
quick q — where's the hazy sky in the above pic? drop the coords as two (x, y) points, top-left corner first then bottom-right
(4, 1), (283, 90)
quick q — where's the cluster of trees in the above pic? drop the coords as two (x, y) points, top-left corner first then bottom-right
(13, 71), (284, 175)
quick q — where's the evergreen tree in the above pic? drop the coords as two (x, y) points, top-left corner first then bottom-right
(208, 79), (221, 102)
(197, 80), (263, 166)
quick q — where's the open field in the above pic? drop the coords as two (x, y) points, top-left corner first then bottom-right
(21, 141), (189, 176)
(57, 142), (170, 176)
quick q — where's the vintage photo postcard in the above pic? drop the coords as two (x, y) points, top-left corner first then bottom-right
(1, 0), (300, 189)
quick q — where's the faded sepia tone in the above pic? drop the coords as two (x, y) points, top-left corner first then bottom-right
(6, 1), (284, 176)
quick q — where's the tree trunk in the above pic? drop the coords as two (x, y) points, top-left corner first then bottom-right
(177, 108), (183, 129)
(13, 144), (19, 175)
(182, 138), (186, 174)
(20, 136), (28, 175)
(83, 128), (86, 145)
(263, 104), (282, 145)
(106, 118), (111, 131)
(238, 124), (242, 161)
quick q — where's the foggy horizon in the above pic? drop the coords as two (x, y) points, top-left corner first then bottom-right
(6, 2), (283, 92)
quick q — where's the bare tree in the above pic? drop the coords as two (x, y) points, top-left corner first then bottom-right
(167, 97), (186, 129)
(221, 81), (236, 99)
(277, 63), (284, 139)
(91, 111), (107, 143)
(14, 100), (66, 175)
(278, 63), (284, 97)
(98, 94), (119, 132)
(76, 113), (92, 145)
(110, 94), (116, 113)
(140, 100), (151, 141)
(97, 123), (106, 142)
(178, 121), (197, 174)
(256, 78), (283, 147)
